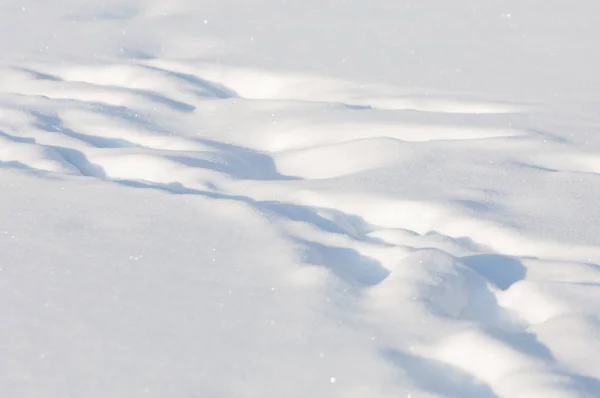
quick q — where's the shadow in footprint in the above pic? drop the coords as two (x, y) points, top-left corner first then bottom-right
(140, 91), (196, 113)
(298, 239), (389, 286)
(461, 254), (526, 290)
(0, 160), (63, 180)
(141, 65), (237, 99)
(570, 374), (600, 395)
(0, 160), (36, 171)
(31, 111), (138, 149)
(258, 201), (357, 236)
(0, 130), (36, 144)
(382, 348), (498, 398)
(183, 138), (301, 181)
(485, 327), (554, 361)
(13, 67), (62, 82)
(51, 146), (106, 178)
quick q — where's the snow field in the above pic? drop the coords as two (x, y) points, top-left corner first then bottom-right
(2, 1), (600, 397)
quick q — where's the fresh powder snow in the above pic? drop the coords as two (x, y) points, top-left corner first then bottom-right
(1, 1), (600, 397)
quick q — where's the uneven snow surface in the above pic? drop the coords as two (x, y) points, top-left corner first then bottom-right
(2, 1), (600, 397)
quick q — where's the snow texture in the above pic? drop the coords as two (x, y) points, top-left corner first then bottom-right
(2, 1), (600, 397)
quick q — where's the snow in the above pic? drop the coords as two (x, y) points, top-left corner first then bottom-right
(2, 1), (600, 397)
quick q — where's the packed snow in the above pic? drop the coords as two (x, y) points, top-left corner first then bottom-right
(2, 1), (600, 397)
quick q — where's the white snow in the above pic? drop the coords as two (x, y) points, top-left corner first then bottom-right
(2, 1), (600, 397)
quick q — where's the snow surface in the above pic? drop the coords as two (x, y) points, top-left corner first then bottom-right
(2, 1), (600, 397)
